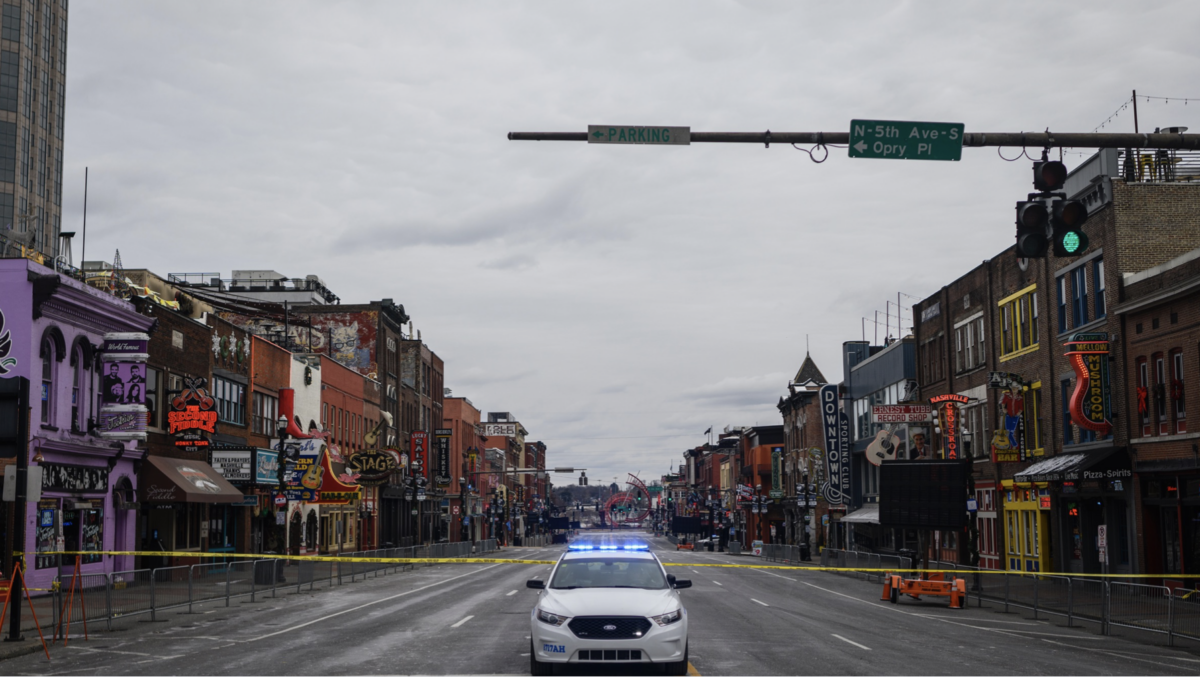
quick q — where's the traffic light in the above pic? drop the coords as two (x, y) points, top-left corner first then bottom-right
(1033, 160), (1067, 192)
(1015, 200), (1050, 257)
(1051, 198), (1090, 257)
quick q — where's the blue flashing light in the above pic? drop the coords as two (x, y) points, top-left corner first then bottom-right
(567, 542), (649, 551)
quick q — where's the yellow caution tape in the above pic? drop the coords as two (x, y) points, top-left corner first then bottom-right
(41, 551), (557, 566)
(26, 551), (1200, 580)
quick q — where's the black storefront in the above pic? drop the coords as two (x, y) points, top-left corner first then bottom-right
(1016, 446), (1134, 575)
(1135, 458), (1200, 580)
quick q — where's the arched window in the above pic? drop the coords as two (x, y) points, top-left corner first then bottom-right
(40, 337), (53, 424)
(71, 344), (83, 431)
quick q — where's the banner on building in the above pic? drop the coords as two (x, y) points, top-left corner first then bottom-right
(990, 376), (1026, 463)
(770, 447), (783, 498)
(434, 428), (452, 486)
(98, 332), (150, 440)
(411, 431), (428, 478)
(1066, 332), (1113, 437)
(819, 384), (850, 507)
(168, 376), (218, 452)
(930, 394), (969, 460)
(483, 422), (517, 437)
(346, 448), (400, 486)
(211, 448), (254, 483)
(871, 404), (933, 423)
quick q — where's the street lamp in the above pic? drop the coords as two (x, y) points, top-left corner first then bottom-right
(276, 415), (291, 558)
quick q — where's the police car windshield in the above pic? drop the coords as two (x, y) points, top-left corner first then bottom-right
(549, 559), (667, 590)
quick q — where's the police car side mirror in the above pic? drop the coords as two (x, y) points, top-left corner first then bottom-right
(526, 579), (545, 589)
(672, 578), (692, 589)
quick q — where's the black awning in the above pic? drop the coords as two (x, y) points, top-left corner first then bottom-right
(1014, 447), (1129, 483)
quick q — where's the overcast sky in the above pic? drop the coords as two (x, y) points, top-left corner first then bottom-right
(65, 1), (1200, 489)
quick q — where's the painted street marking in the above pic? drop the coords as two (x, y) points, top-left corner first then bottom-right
(246, 563), (501, 642)
(750, 598), (769, 606)
(713, 581), (722, 586)
(506, 590), (518, 596)
(832, 634), (871, 651)
(451, 615), (475, 628)
(687, 660), (702, 676)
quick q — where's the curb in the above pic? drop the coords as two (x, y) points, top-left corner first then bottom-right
(0, 641), (47, 663)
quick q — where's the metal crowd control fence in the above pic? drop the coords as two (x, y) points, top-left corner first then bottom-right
(47, 541), (501, 635)
(818, 549), (1200, 646)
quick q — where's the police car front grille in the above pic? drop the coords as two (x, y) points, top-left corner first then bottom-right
(568, 616), (652, 640)
(578, 649), (642, 661)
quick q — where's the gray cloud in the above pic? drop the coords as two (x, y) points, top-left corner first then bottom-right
(63, 0), (1200, 484)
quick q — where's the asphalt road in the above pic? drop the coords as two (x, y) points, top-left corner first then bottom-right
(4, 534), (1200, 675)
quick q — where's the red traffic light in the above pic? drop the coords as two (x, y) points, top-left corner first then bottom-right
(1017, 201), (1048, 229)
(1052, 199), (1088, 229)
(1033, 160), (1068, 192)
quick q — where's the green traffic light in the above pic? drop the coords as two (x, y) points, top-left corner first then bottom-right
(1062, 231), (1081, 253)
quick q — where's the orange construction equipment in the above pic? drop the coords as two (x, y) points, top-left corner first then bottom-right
(676, 543), (694, 551)
(881, 572), (966, 609)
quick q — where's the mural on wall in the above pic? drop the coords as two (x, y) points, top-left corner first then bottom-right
(0, 307), (15, 375)
(216, 310), (379, 379)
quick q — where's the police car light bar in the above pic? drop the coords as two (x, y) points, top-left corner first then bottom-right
(567, 542), (649, 551)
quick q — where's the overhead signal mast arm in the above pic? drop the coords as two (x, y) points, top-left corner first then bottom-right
(508, 130), (1200, 150)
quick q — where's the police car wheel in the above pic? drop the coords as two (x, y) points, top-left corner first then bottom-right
(530, 640), (553, 676)
(664, 642), (689, 676)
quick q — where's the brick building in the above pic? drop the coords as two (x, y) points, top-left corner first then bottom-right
(777, 353), (829, 551)
(1115, 246), (1200, 580)
(910, 149), (1200, 576)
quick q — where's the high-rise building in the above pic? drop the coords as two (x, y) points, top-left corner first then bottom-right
(0, 1), (67, 261)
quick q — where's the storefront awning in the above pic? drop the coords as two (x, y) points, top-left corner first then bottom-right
(841, 504), (880, 524)
(1013, 448), (1126, 483)
(140, 456), (245, 503)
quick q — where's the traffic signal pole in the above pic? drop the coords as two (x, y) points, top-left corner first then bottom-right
(509, 130), (1200, 150)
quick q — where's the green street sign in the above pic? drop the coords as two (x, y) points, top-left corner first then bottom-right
(588, 125), (690, 146)
(849, 119), (964, 161)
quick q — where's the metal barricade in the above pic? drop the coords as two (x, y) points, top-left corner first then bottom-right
(107, 569), (152, 622)
(53, 571), (110, 636)
(1170, 587), (1200, 645)
(1109, 582), (1172, 636)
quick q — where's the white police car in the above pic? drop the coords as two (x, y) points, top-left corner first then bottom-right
(528, 541), (690, 675)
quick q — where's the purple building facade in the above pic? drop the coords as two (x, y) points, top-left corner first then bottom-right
(0, 259), (155, 591)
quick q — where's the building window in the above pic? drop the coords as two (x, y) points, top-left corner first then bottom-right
(1138, 357), (1151, 437)
(967, 321), (978, 369)
(71, 346), (83, 431)
(1155, 354), (1168, 436)
(0, 4), (18, 42)
(955, 327), (963, 373)
(998, 285), (1039, 360)
(1057, 276), (1067, 334)
(212, 376), (245, 426)
(1071, 266), (1088, 328)
(145, 367), (161, 430)
(1024, 383), (1043, 454)
(252, 391), (278, 437)
(40, 338), (53, 424)
(977, 318), (985, 366)
(1094, 258), (1106, 319)
(1169, 350), (1186, 434)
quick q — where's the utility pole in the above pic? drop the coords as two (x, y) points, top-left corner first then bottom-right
(509, 129), (1200, 150)
(3, 377), (30, 642)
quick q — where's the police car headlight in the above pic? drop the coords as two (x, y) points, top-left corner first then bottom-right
(537, 608), (568, 626)
(651, 609), (682, 626)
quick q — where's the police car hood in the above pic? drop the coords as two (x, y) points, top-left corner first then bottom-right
(541, 587), (679, 618)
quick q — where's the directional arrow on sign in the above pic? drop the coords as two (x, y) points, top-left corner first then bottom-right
(853, 140), (868, 153)
(591, 130), (604, 139)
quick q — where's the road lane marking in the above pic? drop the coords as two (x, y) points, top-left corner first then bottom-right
(451, 615), (474, 628)
(832, 634), (871, 650)
(246, 563), (501, 642)
(713, 581), (722, 586)
(506, 590), (518, 596)
(687, 660), (701, 675)
(750, 598), (769, 606)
